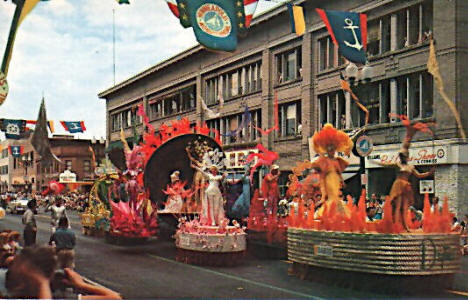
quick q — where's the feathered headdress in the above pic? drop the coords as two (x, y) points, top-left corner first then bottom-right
(312, 124), (353, 155)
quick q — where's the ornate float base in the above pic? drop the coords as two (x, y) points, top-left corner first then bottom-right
(288, 228), (461, 293)
(175, 226), (246, 267)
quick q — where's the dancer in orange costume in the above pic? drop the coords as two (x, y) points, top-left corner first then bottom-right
(376, 114), (435, 231)
(310, 124), (354, 217)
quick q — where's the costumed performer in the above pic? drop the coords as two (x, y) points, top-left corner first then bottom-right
(162, 171), (184, 212)
(310, 124), (353, 217)
(261, 165), (281, 216)
(229, 163), (251, 219)
(375, 115), (435, 231)
(191, 164), (226, 226)
(186, 143), (209, 210)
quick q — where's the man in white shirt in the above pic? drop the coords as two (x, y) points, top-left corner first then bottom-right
(47, 197), (67, 233)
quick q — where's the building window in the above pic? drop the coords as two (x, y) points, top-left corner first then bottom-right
(318, 37), (344, 72)
(84, 160), (91, 173)
(205, 77), (218, 105)
(276, 47), (302, 84)
(149, 101), (162, 120)
(181, 86), (196, 111)
(111, 113), (121, 132)
(278, 102), (301, 138)
(367, 16), (391, 57)
(397, 72), (433, 120)
(396, 1), (433, 50)
(207, 110), (261, 145)
(319, 92), (346, 129)
(65, 160), (72, 171)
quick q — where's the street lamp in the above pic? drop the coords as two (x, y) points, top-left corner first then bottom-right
(344, 61), (373, 86)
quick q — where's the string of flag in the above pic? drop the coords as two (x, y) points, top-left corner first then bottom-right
(0, 118), (87, 139)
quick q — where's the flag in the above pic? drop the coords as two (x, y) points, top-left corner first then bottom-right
(116, 0), (130, 4)
(31, 99), (61, 166)
(1, 119), (26, 139)
(25, 120), (54, 133)
(427, 39), (466, 139)
(8, 146), (24, 158)
(316, 9), (367, 64)
(166, 0), (258, 28)
(61, 121), (86, 133)
(287, 4), (305, 36)
(0, 72), (8, 105)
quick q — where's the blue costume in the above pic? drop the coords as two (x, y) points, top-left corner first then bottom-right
(231, 174), (251, 219)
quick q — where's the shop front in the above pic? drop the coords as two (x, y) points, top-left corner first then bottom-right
(365, 140), (468, 213)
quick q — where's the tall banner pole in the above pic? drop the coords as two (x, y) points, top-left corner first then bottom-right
(1, 0), (25, 76)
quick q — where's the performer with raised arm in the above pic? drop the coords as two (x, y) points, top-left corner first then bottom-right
(374, 115), (435, 231)
(190, 163), (226, 226)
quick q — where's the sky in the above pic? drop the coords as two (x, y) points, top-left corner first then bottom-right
(0, 0), (284, 140)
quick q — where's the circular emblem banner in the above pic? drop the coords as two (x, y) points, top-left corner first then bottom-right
(196, 3), (232, 38)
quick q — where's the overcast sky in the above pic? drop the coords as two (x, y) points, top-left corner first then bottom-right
(0, 0), (283, 140)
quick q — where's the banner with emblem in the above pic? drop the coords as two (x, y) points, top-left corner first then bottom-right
(8, 145), (24, 158)
(316, 9), (367, 64)
(61, 121), (86, 133)
(0, 72), (8, 105)
(172, 0), (250, 52)
(1, 119), (26, 140)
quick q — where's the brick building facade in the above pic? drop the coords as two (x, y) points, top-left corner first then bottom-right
(99, 0), (468, 216)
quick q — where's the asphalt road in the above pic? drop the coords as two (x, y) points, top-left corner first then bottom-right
(1, 210), (467, 299)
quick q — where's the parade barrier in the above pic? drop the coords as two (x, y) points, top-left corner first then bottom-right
(287, 228), (461, 292)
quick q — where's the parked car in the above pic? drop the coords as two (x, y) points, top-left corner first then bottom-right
(7, 199), (30, 214)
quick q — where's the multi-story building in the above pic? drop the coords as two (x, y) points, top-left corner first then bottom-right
(36, 135), (106, 191)
(0, 135), (38, 193)
(99, 0), (468, 216)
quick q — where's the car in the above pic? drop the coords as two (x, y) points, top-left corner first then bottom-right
(7, 199), (30, 214)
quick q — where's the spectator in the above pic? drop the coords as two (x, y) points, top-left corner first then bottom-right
(49, 217), (76, 269)
(47, 197), (68, 233)
(460, 214), (468, 256)
(5, 246), (121, 299)
(22, 200), (37, 247)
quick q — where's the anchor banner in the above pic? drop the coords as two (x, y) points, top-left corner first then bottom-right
(8, 146), (24, 158)
(61, 121), (86, 133)
(316, 9), (367, 64)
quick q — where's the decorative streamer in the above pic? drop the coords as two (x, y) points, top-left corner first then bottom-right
(427, 38), (466, 139)
(340, 73), (369, 126)
(254, 92), (278, 135)
(222, 105), (251, 137)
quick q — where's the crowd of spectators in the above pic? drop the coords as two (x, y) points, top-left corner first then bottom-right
(0, 190), (121, 299)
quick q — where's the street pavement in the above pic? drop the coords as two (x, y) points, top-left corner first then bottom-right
(1, 210), (468, 299)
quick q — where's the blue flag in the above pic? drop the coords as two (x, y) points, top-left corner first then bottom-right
(61, 121), (86, 133)
(316, 9), (367, 64)
(8, 146), (23, 158)
(1, 119), (26, 139)
(176, 0), (245, 52)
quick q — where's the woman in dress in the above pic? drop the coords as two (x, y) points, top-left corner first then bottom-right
(191, 164), (226, 226)
(162, 171), (184, 212)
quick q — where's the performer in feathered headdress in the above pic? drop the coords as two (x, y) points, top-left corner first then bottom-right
(376, 115), (435, 231)
(310, 124), (354, 216)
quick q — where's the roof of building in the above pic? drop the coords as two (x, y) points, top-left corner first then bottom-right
(98, 0), (304, 99)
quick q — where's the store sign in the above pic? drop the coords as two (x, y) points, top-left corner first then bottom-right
(366, 146), (448, 168)
(420, 180), (434, 194)
(59, 170), (77, 183)
(225, 149), (258, 169)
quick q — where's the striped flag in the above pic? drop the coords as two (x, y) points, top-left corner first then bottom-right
(287, 4), (305, 36)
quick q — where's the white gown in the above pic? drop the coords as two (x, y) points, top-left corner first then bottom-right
(197, 168), (225, 226)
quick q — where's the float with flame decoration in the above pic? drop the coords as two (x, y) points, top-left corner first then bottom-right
(286, 123), (461, 293)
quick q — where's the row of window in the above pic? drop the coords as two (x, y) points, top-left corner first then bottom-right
(110, 107), (143, 132)
(206, 110), (262, 145)
(318, 1), (433, 71)
(148, 85), (196, 120)
(276, 47), (302, 84)
(319, 72), (433, 128)
(37, 160), (91, 174)
(205, 61), (262, 106)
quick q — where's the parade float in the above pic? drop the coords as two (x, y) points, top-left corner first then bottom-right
(144, 131), (247, 266)
(286, 122), (461, 292)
